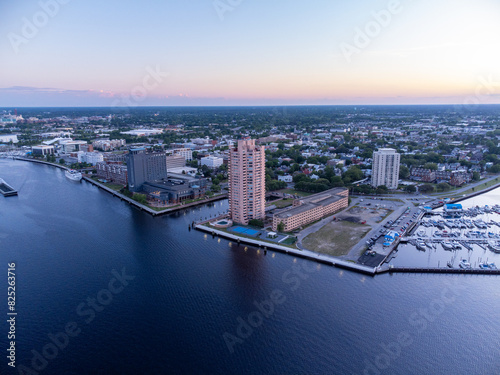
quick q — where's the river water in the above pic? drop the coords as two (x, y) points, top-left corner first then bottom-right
(0, 159), (499, 375)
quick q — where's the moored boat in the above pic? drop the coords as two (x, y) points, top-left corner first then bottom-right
(65, 169), (82, 181)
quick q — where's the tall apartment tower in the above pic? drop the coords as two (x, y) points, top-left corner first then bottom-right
(127, 148), (168, 192)
(228, 138), (266, 225)
(371, 148), (400, 190)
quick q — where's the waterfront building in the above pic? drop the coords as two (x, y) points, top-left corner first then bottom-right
(272, 188), (349, 232)
(32, 145), (55, 156)
(96, 162), (128, 185)
(229, 138), (266, 225)
(142, 173), (207, 204)
(127, 148), (168, 192)
(201, 156), (224, 169)
(371, 148), (400, 189)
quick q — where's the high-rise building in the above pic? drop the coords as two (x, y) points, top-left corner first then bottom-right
(127, 148), (168, 192)
(228, 138), (265, 225)
(371, 148), (400, 189)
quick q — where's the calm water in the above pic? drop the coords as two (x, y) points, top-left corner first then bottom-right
(1, 159), (499, 375)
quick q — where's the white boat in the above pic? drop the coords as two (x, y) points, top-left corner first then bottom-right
(442, 241), (454, 250)
(459, 259), (471, 269)
(488, 241), (500, 253)
(65, 169), (82, 181)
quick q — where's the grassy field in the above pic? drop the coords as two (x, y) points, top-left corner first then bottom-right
(448, 178), (500, 198)
(277, 189), (312, 197)
(302, 220), (371, 257)
(266, 199), (293, 209)
(90, 176), (124, 191)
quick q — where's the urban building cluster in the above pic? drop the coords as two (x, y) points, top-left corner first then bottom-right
(2, 106), (500, 212)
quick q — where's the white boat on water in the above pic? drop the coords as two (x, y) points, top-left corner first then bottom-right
(459, 259), (471, 269)
(488, 240), (500, 253)
(65, 169), (82, 181)
(442, 241), (454, 250)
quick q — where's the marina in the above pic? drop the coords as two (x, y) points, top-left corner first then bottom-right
(390, 198), (500, 271)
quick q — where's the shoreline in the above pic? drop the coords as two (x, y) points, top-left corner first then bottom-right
(9, 156), (500, 276)
(10, 156), (228, 217)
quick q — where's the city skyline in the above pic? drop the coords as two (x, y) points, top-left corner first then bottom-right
(1, 0), (500, 107)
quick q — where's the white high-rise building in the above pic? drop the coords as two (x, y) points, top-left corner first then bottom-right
(371, 148), (400, 189)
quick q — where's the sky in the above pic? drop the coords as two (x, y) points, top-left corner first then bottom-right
(1, 0), (500, 107)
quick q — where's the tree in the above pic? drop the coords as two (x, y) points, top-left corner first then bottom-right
(133, 193), (148, 205)
(419, 184), (435, 193)
(210, 184), (221, 193)
(423, 163), (438, 171)
(249, 219), (264, 228)
(293, 173), (309, 183)
(472, 172), (480, 181)
(399, 165), (410, 179)
(375, 185), (388, 195)
(489, 164), (500, 173)
(404, 185), (417, 193)
(59, 158), (65, 165)
(436, 182), (452, 192)
(277, 222), (285, 233)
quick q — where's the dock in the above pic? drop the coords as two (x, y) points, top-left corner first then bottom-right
(0, 178), (17, 196)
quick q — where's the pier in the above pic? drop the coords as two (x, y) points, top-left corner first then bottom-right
(194, 223), (378, 275)
(0, 178), (18, 196)
(382, 266), (500, 275)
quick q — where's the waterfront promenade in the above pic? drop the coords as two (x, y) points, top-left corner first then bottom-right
(11, 156), (228, 216)
(195, 223), (378, 275)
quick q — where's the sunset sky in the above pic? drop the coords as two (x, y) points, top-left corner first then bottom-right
(1, 0), (500, 106)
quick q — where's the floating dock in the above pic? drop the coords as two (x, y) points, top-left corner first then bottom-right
(0, 178), (17, 196)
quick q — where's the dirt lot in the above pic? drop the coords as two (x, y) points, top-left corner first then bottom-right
(342, 205), (393, 225)
(302, 220), (371, 257)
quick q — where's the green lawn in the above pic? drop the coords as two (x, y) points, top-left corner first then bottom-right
(277, 189), (312, 197)
(447, 178), (500, 198)
(303, 221), (371, 257)
(266, 199), (293, 209)
(90, 176), (124, 191)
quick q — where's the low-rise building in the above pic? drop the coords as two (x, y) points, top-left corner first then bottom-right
(172, 148), (193, 161)
(142, 173), (208, 205)
(92, 139), (126, 151)
(96, 162), (128, 185)
(77, 151), (104, 165)
(201, 156), (224, 169)
(410, 168), (436, 182)
(272, 188), (349, 232)
(32, 145), (55, 156)
(278, 175), (293, 183)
